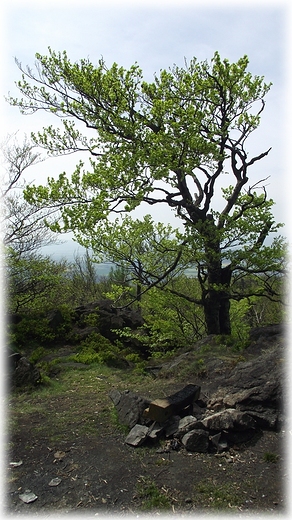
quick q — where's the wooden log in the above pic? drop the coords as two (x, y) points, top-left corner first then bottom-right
(143, 384), (201, 423)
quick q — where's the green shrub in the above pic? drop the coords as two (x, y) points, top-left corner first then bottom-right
(29, 346), (46, 364)
(69, 348), (101, 365)
(69, 332), (122, 367)
(11, 314), (55, 348)
(83, 312), (100, 327)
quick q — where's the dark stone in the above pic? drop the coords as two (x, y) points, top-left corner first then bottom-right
(125, 424), (150, 446)
(7, 313), (22, 325)
(73, 299), (147, 355)
(182, 429), (209, 453)
(7, 351), (22, 370)
(175, 415), (200, 438)
(207, 338), (284, 431)
(109, 389), (150, 429)
(12, 357), (41, 388)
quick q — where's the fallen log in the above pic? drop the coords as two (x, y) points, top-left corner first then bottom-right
(143, 384), (201, 423)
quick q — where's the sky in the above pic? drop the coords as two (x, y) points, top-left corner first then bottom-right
(1, 0), (291, 260)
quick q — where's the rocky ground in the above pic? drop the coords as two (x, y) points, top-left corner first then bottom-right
(5, 325), (290, 516)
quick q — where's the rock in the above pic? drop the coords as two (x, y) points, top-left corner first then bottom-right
(19, 490), (38, 503)
(202, 409), (256, 431)
(54, 451), (66, 461)
(242, 407), (279, 430)
(248, 324), (284, 351)
(109, 389), (150, 428)
(125, 424), (150, 446)
(7, 351), (22, 371)
(182, 429), (209, 453)
(147, 423), (165, 440)
(207, 343), (284, 430)
(175, 415), (200, 438)
(192, 401), (206, 417)
(73, 299), (147, 355)
(9, 460), (23, 467)
(48, 477), (62, 487)
(113, 326), (284, 452)
(7, 313), (22, 325)
(164, 415), (181, 438)
(12, 357), (41, 388)
(47, 309), (65, 332)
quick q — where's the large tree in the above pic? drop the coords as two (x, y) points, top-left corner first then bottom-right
(8, 49), (286, 334)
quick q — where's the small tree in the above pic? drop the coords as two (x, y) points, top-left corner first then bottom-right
(1, 134), (58, 255)
(67, 249), (111, 305)
(7, 248), (70, 314)
(8, 50), (286, 334)
(83, 214), (191, 306)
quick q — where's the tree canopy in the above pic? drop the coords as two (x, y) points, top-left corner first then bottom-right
(8, 49), (286, 335)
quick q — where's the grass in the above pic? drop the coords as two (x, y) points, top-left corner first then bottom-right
(195, 479), (243, 509)
(263, 451), (279, 463)
(136, 476), (172, 510)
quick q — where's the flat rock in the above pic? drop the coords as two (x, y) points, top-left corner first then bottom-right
(202, 409), (256, 431)
(125, 424), (150, 446)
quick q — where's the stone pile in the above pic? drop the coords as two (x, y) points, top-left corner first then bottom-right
(109, 338), (284, 453)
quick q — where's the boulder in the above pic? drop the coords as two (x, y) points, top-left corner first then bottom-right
(109, 389), (150, 428)
(12, 357), (41, 388)
(73, 299), (147, 355)
(207, 343), (284, 430)
(175, 415), (201, 439)
(110, 325), (285, 452)
(201, 409), (256, 432)
(182, 429), (209, 453)
(46, 309), (65, 332)
(125, 425), (150, 447)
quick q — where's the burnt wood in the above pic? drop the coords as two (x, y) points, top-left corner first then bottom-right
(144, 384), (201, 423)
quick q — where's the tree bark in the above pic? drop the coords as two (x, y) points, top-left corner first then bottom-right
(202, 217), (232, 335)
(203, 279), (231, 335)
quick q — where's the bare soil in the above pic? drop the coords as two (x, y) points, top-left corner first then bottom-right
(5, 341), (288, 516)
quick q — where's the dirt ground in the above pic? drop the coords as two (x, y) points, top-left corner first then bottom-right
(5, 385), (288, 516)
(5, 328), (290, 517)
(6, 427), (287, 517)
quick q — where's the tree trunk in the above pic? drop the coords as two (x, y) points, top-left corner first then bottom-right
(203, 284), (231, 335)
(202, 217), (232, 335)
(204, 289), (221, 334)
(219, 265), (232, 335)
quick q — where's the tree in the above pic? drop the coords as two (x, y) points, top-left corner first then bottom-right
(8, 49), (286, 334)
(1, 133), (58, 255)
(84, 214), (192, 306)
(7, 248), (70, 314)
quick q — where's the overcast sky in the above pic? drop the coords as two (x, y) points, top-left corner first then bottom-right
(1, 0), (291, 259)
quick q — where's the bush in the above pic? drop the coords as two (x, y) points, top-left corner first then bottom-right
(69, 332), (122, 367)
